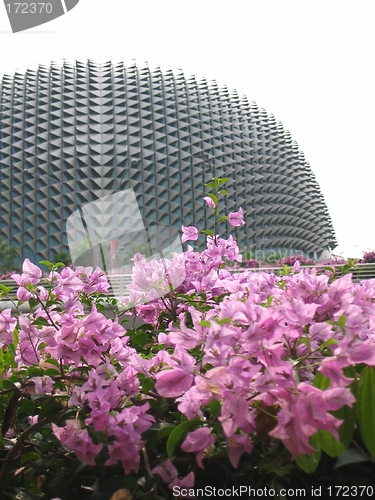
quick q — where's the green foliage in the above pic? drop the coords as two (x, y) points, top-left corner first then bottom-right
(52, 249), (72, 267)
(0, 238), (21, 275)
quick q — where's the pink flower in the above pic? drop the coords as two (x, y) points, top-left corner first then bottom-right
(151, 459), (178, 483)
(52, 420), (102, 466)
(181, 225), (199, 244)
(155, 368), (194, 397)
(169, 472), (195, 493)
(29, 376), (54, 394)
(203, 196), (216, 208)
(228, 207), (245, 227)
(181, 427), (215, 468)
(226, 434), (253, 468)
(0, 309), (17, 347)
(11, 258), (42, 286)
(17, 287), (32, 302)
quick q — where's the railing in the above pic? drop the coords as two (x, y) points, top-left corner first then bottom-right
(230, 262), (375, 283)
(1, 263), (375, 303)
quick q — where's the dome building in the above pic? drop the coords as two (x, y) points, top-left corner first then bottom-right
(0, 59), (337, 265)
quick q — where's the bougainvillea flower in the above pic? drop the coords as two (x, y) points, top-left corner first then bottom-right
(155, 368), (194, 397)
(181, 427), (215, 468)
(203, 196), (216, 208)
(151, 459), (178, 483)
(181, 225), (199, 243)
(228, 207), (245, 227)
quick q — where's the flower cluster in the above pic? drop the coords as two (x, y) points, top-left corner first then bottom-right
(363, 251), (375, 264)
(1, 187), (375, 496)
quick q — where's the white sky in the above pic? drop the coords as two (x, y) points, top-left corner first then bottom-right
(0, 0), (374, 258)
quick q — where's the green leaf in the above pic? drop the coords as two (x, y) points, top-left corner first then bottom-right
(334, 448), (370, 469)
(157, 425), (175, 443)
(313, 371), (331, 390)
(198, 320), (211, 327)
(315, 430), (345, 457)
(38, 399), (64, 422)
(20, 452), (40, 466)
(216, 177), (229, 185)
(131, 332), (149, 347)
(295, 436), (321, 473)
(166, 419), (201, 458)
(32, 317), (51, 327)
(217, 215), (229, 223)
(319, 338), (338, 353)
(18, 399), (37, 416)
(298, 337), (311, 350)
(209, 398), (221, 418)
(217, 317), (232, 325)
(0, 284), (12, 295)
(332, 404), (356, 449)
(358, 366), (375, 458)
(204, 182), (217, 191)
(205, 193), (218, 206)
(337, 315), (346, 330)
(39, 260), (53, 268)
(141, 377), (155, 394)
(218, 189), (229, 196)
(28, 298), (39, 310)
(324, 266), (335, 274)
(201, 229), (214, 237)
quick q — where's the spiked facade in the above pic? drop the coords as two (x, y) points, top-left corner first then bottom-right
(0, 60), (337, 263)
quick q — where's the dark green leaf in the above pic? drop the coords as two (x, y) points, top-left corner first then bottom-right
(358, 366), (375, 457)
(131, 332), (149, 347)
(334, 448), (370, 469)
(157, 425), (175, 443)
(32, 317), (51, 327)
(91, 476), (137, 500)
(141, 377), (155, 394)
(332, 404), (355, 449)
(20, 452), (40, 466)
(38, 398), (64, 422)
(166, 419), (201, 458)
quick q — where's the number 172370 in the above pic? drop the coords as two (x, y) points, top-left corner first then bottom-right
(6, 3), (53, 14)
(327, 486), (373, 496)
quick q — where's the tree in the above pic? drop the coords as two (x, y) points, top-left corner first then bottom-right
(52, 249), (72, 267)
(0, 238), (21, 275)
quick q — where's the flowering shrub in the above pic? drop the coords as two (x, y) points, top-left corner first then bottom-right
(1, 179), (375, 498)
(245, 259), (261, 268)
(282, 255), (316, 266)
(363, 251), (375, 264)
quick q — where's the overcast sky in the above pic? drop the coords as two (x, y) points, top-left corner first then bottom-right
(0, 0), (374, 258)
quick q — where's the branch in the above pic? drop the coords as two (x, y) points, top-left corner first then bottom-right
(0, 410), (65, 494)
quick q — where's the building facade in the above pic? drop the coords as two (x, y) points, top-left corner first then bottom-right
(0, 59), (337, 265)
